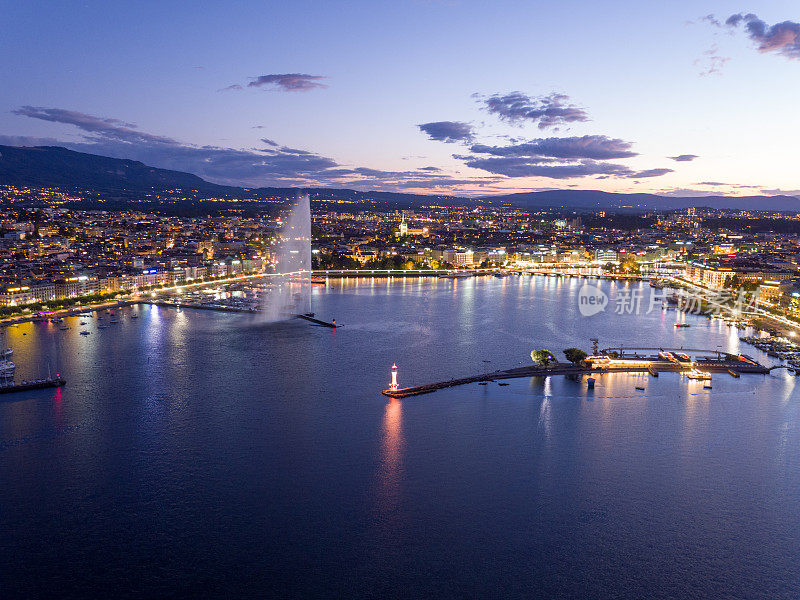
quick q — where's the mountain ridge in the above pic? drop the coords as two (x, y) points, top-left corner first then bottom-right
(0, 144), (796, 212)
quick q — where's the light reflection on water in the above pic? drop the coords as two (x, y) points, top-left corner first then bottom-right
(1, 276), (799, 598)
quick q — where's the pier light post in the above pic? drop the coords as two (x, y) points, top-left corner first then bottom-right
(390, 364), (399, 391)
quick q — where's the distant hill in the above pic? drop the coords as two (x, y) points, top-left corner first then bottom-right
(0, 145), (797, 213)
(0, 145), (224, 193)
(480, 189), (800, 212)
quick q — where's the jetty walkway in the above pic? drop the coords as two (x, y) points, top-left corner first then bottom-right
(383, 350), (769, 398)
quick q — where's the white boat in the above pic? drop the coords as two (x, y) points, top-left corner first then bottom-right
(0, 360), (15, 378)
(3, 348), (12, 358)
(687, 369), (711, 381)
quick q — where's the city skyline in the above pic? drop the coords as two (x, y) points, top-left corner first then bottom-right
(3, 0), (800, 198)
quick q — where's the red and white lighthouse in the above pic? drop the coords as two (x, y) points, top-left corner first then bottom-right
(390, 363), (399, 390)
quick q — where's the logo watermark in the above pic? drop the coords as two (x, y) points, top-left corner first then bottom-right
(578, 284), (608, 317)
(577, 285), (759, 317)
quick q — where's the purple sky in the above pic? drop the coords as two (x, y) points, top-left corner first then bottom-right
(2, 1), (800, 197)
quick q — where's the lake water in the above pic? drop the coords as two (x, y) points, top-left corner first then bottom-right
(1, 276), (799, 599)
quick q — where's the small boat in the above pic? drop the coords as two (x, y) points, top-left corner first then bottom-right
(80, 331), (91, 336)
(2, 348), (12, 358)
(59, 325), (69, 331)
(131, 314), (139, 319)
(498, 382), (509, 386)
(587, 377), (595, 389)
(703, 384), (712, 389)
(675, 323), (691, 328)
(98, 324), (108, 329)
(478, 382), (489, 385)
(687, 369), (711, 380)
(635, 386), (645, 391)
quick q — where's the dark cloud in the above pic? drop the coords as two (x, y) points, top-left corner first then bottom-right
(726, 13), (800, 59)
(417, 121), (474, 143)
(697, 181), (727, 186)
(0, 134), (63, 146)
(630, 168), (673, 178)
(9, 106), (499, 192)
(475, 92), (590, 129)
(247, 73), (327, 92)
(460, 157), (632, 179)
(260, 138), (279, 147)
(760, 188), (800, 197)
(668, 154), (698, 162)
(454, 132), (671, 180)
(460, 138), (671, 180)
(469, 135), (637, 160)
(11, 106), (175, 145)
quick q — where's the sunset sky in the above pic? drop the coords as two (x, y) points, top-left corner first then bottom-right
(2, 0), (800, 197)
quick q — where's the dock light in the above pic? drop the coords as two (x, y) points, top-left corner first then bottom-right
(390, 364), (399, 391)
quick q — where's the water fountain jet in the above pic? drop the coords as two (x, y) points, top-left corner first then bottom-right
(262, 195), (312, 322)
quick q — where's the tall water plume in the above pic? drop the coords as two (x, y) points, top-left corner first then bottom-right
(262, 195), (312, 322)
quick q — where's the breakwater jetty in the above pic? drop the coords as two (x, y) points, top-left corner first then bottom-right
(0, 377), (66, 395)
(383, 347), (769, 398)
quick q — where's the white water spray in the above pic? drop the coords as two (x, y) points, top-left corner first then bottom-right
(262, 195), (312, 322)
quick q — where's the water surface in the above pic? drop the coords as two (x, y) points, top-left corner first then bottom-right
(1, 276), (798, 599)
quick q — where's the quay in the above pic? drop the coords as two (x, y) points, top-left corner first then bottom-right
(151, 300), (258, 313)
(383, 347), (769, 398)
(0, 377), (66, 395)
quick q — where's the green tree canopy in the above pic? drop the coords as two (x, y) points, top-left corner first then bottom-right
(563, 348), (588, 364)
(531, 349), (556, 366)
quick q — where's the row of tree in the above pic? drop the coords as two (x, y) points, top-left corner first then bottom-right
(530, 348), (588, 366)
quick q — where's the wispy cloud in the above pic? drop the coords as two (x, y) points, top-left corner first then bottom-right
(695, 45), (731, 76)
(248, 73), (328, 92)
(668, 154), (698, 162)
(475, 92), (590, 129)
(11, 106), (175, 145)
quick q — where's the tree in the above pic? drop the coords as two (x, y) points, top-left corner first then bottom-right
(620, 255), (640, 274)
(563, 348), (588, 364)
(530, 349), (556, 366)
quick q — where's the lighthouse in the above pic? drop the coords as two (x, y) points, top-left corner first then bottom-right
(390, 363), (399, 390)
